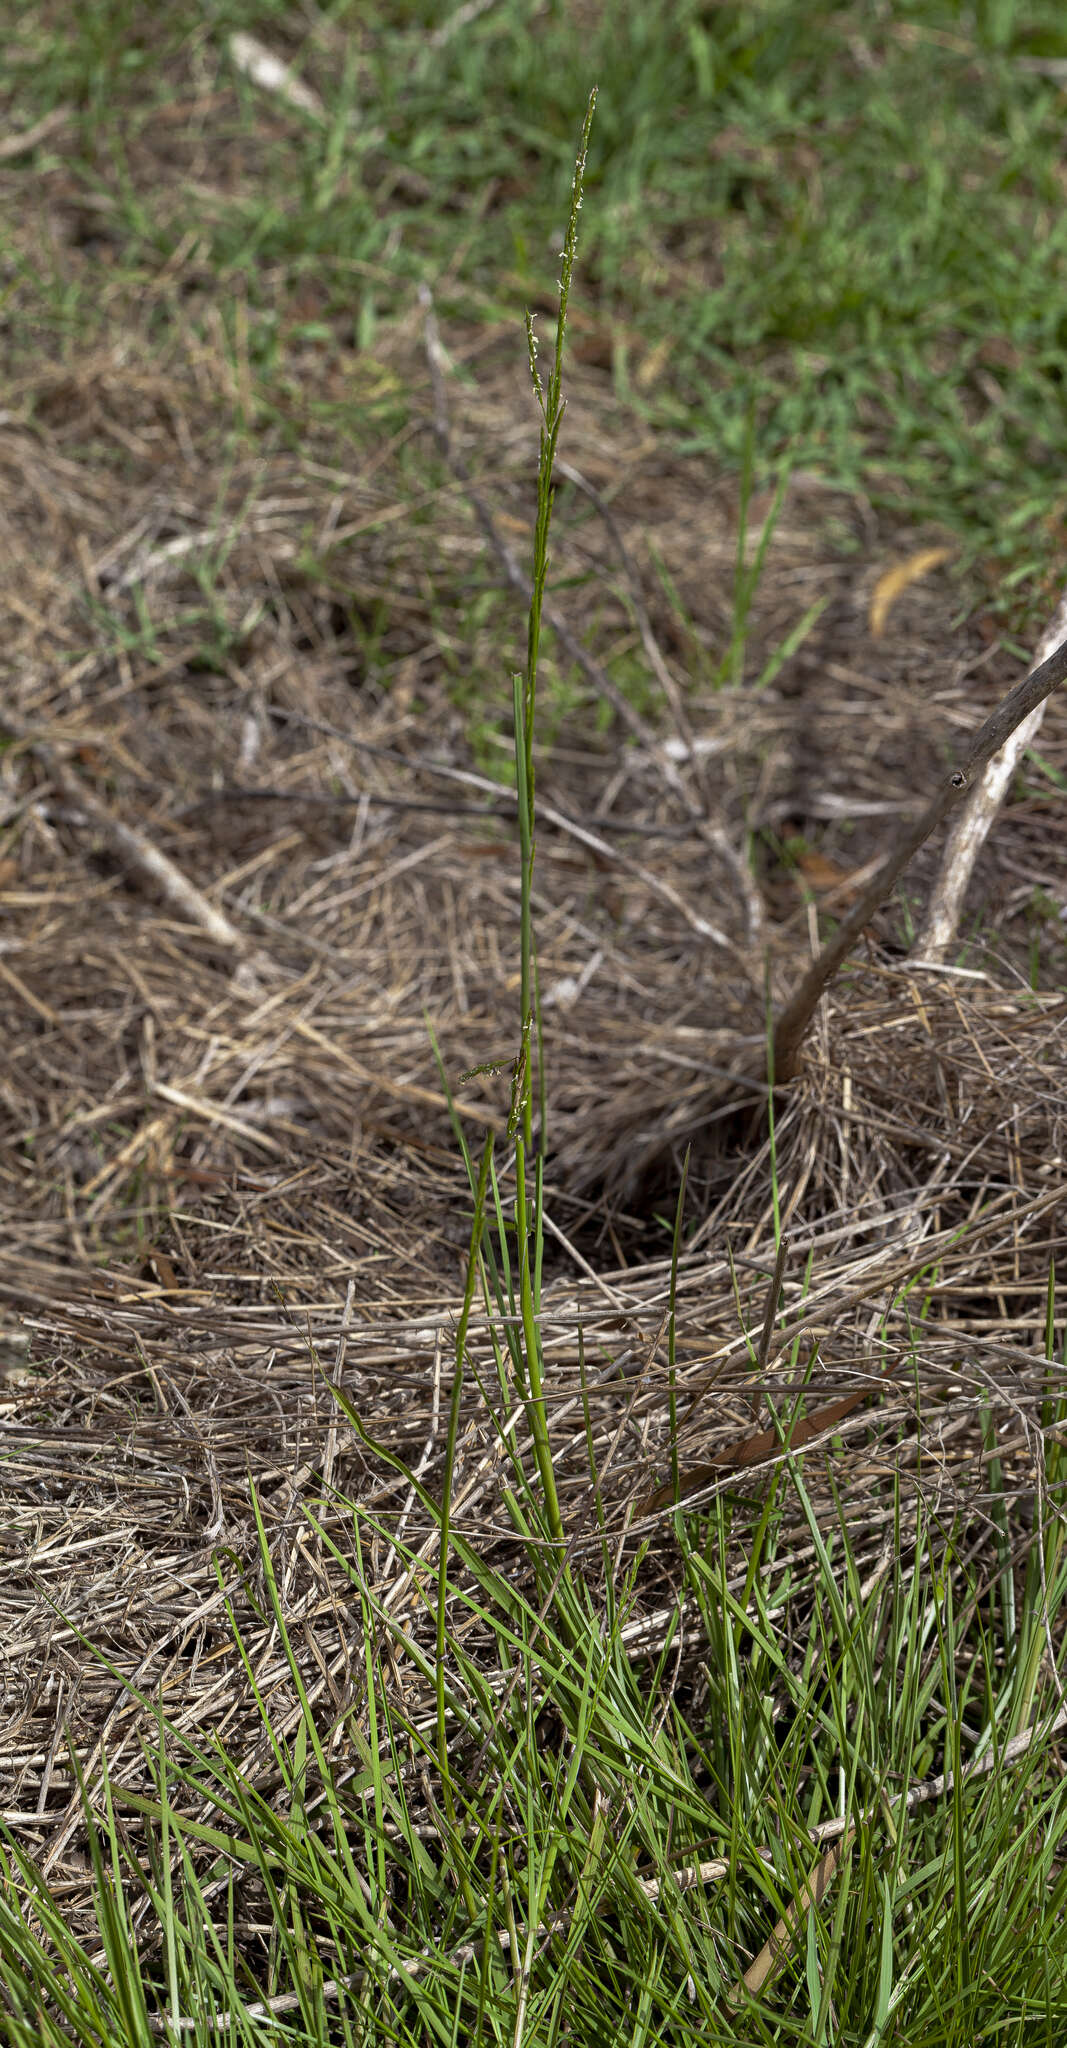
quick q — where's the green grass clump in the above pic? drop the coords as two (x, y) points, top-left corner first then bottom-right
(4, 1401), (1067, 2046)
(11, 1), (1067, 603)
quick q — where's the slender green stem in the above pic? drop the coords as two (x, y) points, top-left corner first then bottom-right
(507, 88), (597, 1558)
(517, 86), (598, 1154)
(436, 1131), (494, 1920)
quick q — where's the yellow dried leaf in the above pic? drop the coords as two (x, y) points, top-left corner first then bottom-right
(869, 545), (954, 640)
(635, 334), (675, 391)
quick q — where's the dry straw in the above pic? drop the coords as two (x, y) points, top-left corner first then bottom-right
(0, 133), (1065, 1958)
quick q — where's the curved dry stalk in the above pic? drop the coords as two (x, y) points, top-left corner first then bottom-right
(731, 1697), (1067, 2007)
(770, 626), (1067, 1080)
(913, 584), (1067, 961)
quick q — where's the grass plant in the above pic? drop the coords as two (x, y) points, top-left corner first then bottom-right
(4, 80), (1067, 2048)
(3, 9), (1067, 2045)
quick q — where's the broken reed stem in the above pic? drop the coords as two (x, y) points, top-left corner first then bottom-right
(2, 717), (252, 962)
(914, 582), (1067, 961)
(771, 630), (1067, 1080)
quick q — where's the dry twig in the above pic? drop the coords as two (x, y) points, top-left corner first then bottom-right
(914, 584), (1067, 960)
(3, 717), (256, 964)
(770, 627), (1067, 1079)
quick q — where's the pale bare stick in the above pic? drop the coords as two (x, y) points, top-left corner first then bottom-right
(228, 33), (324, 118)
(731, 1698), (1067, 2006)
(8, 719), (253, 962)
(913, 584), (1067, 962)
(0, 106), (71, 161)
(770, 630), (1067, 1081)
(732, 1831), (854, 2005)
(429, 0), (503, 46)
(145, 1689), (1067, 2032)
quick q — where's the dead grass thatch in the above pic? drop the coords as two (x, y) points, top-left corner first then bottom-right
(1, 270), (1066, 1921)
